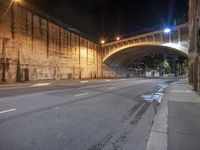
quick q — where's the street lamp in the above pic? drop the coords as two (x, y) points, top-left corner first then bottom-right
(0, 0), (21, 23)
(163, 27), (172, 43)
(101, 40), (105, 44)
(116, 36), (120, 41)
(163, 28), (171, 33)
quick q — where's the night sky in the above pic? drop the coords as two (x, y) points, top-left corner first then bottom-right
(29, 0), (188, 41)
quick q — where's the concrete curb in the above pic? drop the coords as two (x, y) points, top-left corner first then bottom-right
(145, 84), (173, 150)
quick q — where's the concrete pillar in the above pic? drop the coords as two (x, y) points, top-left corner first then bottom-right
(177, 28), (181, 45)
(145, 37), (148, 42)
(169, 33), (172, 43)
(160, 33), (163, 43)
(153, 35), (156, 42)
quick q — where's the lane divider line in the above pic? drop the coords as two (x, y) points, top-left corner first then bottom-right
(31, 83), (50, 87)
(0, 109), (16, 114)
(105, 80), (111, 82)
(171, 90), (194, 93)
(119, 79), (126, 81)
(109, 87), (116, 90)
(80, 81), (89, 83)
(74, 93), (88, 97)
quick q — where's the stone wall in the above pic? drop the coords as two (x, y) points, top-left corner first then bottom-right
(189, 0), (200, 91)
(0, 0), (102, 82)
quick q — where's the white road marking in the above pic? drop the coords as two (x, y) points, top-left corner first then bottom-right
(75, 93), (88, 97)
(80, 81), (89, 83)
(109, 87), (116, 90)
(171, 90), (194, 93)
(0, 79), (155, 101)
(119, 79), (126, 81)
(0, 109), (16, 114)
(105, 80), (111, 82)
(31, 83), (50, 87)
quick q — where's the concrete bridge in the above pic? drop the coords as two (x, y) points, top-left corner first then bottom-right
(101, 23), (189, 70)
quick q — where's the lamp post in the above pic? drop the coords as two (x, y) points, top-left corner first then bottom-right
(163, 27), (172, 43)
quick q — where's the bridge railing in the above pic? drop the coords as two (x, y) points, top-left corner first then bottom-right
(102, 22), (188, 47)
(104, 20), (188, 45)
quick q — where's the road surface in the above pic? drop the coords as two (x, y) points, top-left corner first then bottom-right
(0, 78), (170, 150)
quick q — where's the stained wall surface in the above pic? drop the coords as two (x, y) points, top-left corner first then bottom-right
(0, 0), (102, 82)
(188, 0), (200, 91)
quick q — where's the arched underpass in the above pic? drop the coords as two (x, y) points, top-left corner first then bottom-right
(103, 44), (188, 77)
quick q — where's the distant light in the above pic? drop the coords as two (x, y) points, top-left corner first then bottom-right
(15, 0), (21, 2)
(101, 40), (105, 44)
(164, 28), (171, 33)
(116, 36), (120, 41)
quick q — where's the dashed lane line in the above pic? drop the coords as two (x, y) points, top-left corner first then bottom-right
(74, 93), (89, 97)
(0, 109), (16, 114)
(105, 80), (111, 82)
(31, 83), (51, 87)
(80, 81), (89, 83)
(109, 87), (116, 90)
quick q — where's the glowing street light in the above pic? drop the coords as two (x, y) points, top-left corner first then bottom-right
(164, 28), (171, 33)
(116, 36), (120, 41)
(0, 0), (21, 23)
(101, 40), (105, 44)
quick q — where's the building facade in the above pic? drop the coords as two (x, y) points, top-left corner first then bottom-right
(189, 0), (200, 91)
(0, 0), (102, 82)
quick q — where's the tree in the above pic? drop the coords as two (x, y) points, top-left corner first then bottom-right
(143, 56), (160, 70)
(176, 56), (189, 75)
(181, 59), (189, 74)
(160, 60), (171, 74)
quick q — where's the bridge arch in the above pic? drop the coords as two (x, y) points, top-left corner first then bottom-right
(101, 23), (189, 76)
(103, 43), (188, 64)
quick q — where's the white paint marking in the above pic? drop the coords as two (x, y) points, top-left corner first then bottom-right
(171, 90), (194, 93)
(0, 109), (16, 114)
(75, 93), (88, 97)
(0, 79), (154, 101)
(109, 87), (116, 90)
(119, 79), (126, 81)
(80, 81), (89, 83)
(105, 80), (111, 82)
(31, 83), (50, 87)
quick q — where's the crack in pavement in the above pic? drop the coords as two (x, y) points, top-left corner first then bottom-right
(130, 102), (151, 125)
(88, 133), (113, 150)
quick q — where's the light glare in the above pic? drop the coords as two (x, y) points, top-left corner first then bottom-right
(101, 40), (105, 44)
(164, 28), (171, 33)
(116, 37), (120, 41)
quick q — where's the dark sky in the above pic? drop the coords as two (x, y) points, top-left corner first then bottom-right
(29, 0), (188, 41)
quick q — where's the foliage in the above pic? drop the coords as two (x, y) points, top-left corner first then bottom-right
(160, 60), (171, 74)
(143, 56), (160, 70)
(181, 59), (189, 74)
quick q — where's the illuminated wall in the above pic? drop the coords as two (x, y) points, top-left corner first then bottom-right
(0, 0), (102, 82)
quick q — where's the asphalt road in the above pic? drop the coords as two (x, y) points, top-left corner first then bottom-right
(0, 78), (170, 150)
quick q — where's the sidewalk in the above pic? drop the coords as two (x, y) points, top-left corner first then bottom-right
(146, 79), (200, 150)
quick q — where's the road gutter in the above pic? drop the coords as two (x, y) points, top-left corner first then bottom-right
(145, 85), (172, 150)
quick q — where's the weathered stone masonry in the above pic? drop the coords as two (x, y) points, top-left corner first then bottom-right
(189, 0), (200, 92)
(0, 0), (102, 82)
